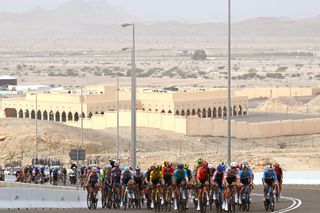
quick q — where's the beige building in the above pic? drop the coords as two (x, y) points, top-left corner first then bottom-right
(0, 85), (248, 124)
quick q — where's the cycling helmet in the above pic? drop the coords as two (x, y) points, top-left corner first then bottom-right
(114, 161), (120, 167)
(184, 164), (189, 169)
(154, 165), (161, 171)
(197, 158), (204, 164)
(150, 165), (155, 170)
(135, 166), (141, 171)
(217, 164), (225, 173)
(105, 165), (112, 170)
(202, 162), (209, 168)
(124, 166), (130, 171)
(230, 162), (237, 168)
(267, 164), (273, 171)
(163, 161), (168, 167)
(166, 162), (172, 168)
(177, 163), (184, 169)
(208, 164), (214, 170)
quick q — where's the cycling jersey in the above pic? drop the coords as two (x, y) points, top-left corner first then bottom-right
(162, 167), (174, 183)
(262, 169), (278, 185)
(121, 170), (133, 185)
(173, 169), (188, 181)
(239, 169), (253, 185)
(150, 171), (162, 185)
(111, 168), (122, 184)
(133, 171), (145, 186)
(273, 166), (282, 180)
(224, 167), (240, 185)
(197, 166), (210, 182)
(88, 172), (100, 188)
(213, 171), (224, 186)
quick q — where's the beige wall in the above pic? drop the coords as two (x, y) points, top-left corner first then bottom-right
(234, 87), (319, 99)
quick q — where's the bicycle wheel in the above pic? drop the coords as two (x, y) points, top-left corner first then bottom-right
(270, 198), (275, 212)
(264, 200), (269, 211)
(93, 192), (97, 209)
(124, 190), (128, 210)
(87, 193), (92, 209)
(201, 195), (207, 213)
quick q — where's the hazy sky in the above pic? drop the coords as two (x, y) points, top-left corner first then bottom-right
(1, 0), (319, 22)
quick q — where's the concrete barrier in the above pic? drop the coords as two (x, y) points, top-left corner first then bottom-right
(0, 188), (87, 209)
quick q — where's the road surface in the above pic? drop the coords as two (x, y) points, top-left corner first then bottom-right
(1, 185), (318, 213)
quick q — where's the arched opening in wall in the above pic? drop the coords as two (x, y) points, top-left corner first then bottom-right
(197, 109), (201, 117)
(43, 111), (48, 120)
(223, 107), (227, 117)
(95, 111), (98, 115)
(208, 108), (212, 118)
(142, 108), (145, 111)
(37, 110), (42, 120)
(186, 109), (191, 117)
(155, 109), (158, 112)
(175, 110), (180, 116)
(161, 110), (165, 114)
(49, 111), (54, 121)
(101, 111), (104, 115)
(213, 107), (217, 118)
(149, 109), (152, 112)
(81, 112), (85, 119)
(181, 109), (185, 116)
(202, 108), (207, 118)
(168, 110), (172, 114)
(233, 106), (237, 116)
(31, 110), (36, 119)
(88, 112), (93, 118)
(55, 111), (60, 122)
(243, 106), (248, 115)
(218, 107), (222, 117)
(238, 105), (243, 116)
(68, 112), (73, 121)
(25, 110), (30, 118)
(61, 112), (66, 122)
(4, 108), (17, 118)
(18, 109), (23, 118)
(192, 109), (196, 116)
(74, 112), (79, 122)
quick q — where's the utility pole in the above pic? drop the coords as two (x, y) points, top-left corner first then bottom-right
(116, 74), (120, 159)
(227, 0), (232, 164)
(35, 93), (38, 163)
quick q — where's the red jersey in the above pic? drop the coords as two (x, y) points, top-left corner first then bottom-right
(197, 166), (210, 181)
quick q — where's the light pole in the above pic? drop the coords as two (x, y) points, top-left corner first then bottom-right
(227, 0), (232, 164)
(116, 74), (120, 160)
(122, 23), (137, 168)
(35, 93), (38, 163)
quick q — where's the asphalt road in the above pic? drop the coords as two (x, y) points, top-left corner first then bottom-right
(1, 185), (318, 213)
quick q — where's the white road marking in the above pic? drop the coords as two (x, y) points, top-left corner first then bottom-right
(252, 193), (302, 213)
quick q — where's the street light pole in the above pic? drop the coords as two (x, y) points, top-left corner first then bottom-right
(227, 0), (232, 164)
(122, 23), (137, 168)
(116, 74), (120, 160)
(35, 93), (38, 163)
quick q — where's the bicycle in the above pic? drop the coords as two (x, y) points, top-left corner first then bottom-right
(112, 183), (121, 209)
(225, 184), (236, 213)
(215, 185), (224, 213)
(239, 184), (251, 212)
(264, 184), (275, 212)
(177, 181), (187, 213)
(154, 183), (162, 212)
(87, 191), (97, 210)
(163, 184), (173, 212)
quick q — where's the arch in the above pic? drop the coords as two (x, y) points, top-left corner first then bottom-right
(149, 109), (152, 112)
(208, 108), (212, 118)
(25, 110), (30, 118)
(142, 108), (145, 111)
(161, 110), (165, 114)
(95, 111), (99, 114)
(186, 109), (191, 116)
(175, 110), (180, 116)
(88, 112), (93, 118)
(243, 105), (248, 115)
(197, 109), (201, 117)
(61, 111), (66, 122)
(43, 111), (48, 120)
(213, 107), (217, 118)
(4, 108), (17, 118)
(218, 107), (222, 117)
(223, 107), (227, 117)
(192, 109), (196, 116)
(31, 110), (36, 119)
(18, 109), (23, 118)
(202, 108), (207, 118)
(55, 111), (60, 122)
(155, 109), (158, 112)
(37, 110), (42, 120)
(233, 106), (237, 116)
(181, 109), (185, 116)
(238, 105), (243, 116)
(168, 110), (172, 114)
(101, 111), (104, 115)
(74, 112), (79, 122)
(49, 111), (54, 121)
(68, 112), (73, 121)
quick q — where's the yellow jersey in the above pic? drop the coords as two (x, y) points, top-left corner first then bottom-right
(150, 171), (162, 181)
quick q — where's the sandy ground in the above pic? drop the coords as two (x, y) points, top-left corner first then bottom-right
(0, 118), (319, 172)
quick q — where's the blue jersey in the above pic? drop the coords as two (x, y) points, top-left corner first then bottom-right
(173, 169), (188, 181)
(262, 169), (278, 181)
(239, 169), (253, 181)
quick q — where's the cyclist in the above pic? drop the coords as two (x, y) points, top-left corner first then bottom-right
(239, 164), (254, 204)
(149, 165), (163, 209)
(273, 162), (283, 197)
(133, 166), (145, 202)
(196, 161), (210, 211)
(101, 165), (112, 207)
(162, 162), (174, 205)
(193, 158), (204, 178)
(184, 164), (193, 182)
(120, 166), (134, 207)
(208, 164), (216, 201)
(223, 162), (240, 212)
(213, 163), (226, 198)
(87, 168), (100, 202)
(173, 163), (189, 210)
(262, 165), (278, 202)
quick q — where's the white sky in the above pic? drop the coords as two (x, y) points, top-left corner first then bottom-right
(1, 0), (319, 22)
